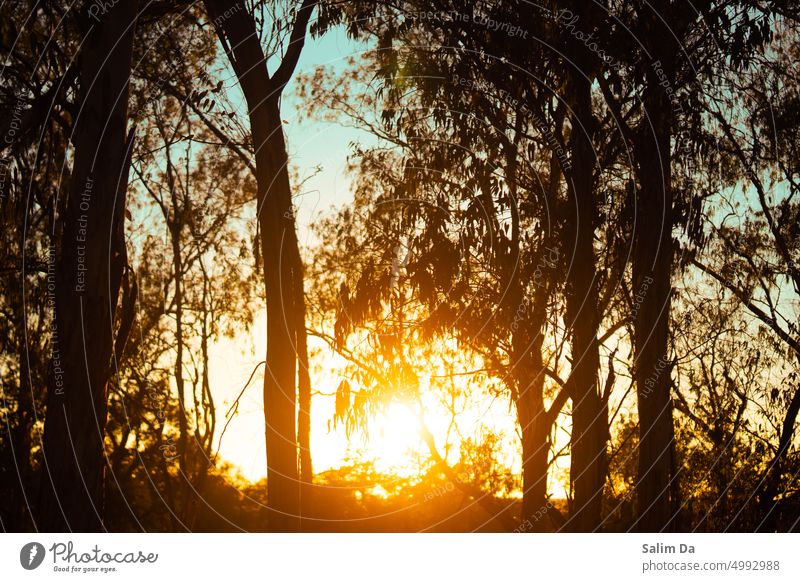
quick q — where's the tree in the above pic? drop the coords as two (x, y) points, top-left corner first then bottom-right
(128, 90), (257, 527)
(201, 0), (317, 531)
(589, 0), (776, 531)
(690, 18), (800, 529)
(38, 0), (140, 532)
(557, 0), (608, 532)
(0, 0), (86, 533)
(670, 283), (786, 531)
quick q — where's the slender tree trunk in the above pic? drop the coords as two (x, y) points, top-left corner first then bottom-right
(11, 306), (35, 530)
(294, 246), (313, 531)
(505, 136), (559, 532)
(259, 99), (301, 532)
(187, 286), (215, 531)
(513, 346), (551, 532)
(38, 0), (138, 532)
(563, 64), (606, 533)
(169, 218), (189, 517)
(200, 284), (216, 455)
(632, 53), (677, 533)
(506, 133), (571, 533)
(164, 137), (191, 522)
(203, 0), (316, 531)
(295, 245), (313, 486)
(508, 234), (553, 531)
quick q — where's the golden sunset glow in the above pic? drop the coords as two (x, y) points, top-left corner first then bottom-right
(5, 0), (797, 540)
(210, 315), (525, 484)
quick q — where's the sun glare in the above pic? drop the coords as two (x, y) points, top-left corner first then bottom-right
(209, 319), (531, 489)
(368, 402), (423, 473)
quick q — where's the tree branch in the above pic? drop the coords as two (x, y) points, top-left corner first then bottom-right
(270, 0), (317, 94)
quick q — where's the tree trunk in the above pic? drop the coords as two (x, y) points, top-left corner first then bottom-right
(11, 304), (36, 530)
(632, 57), (677, 533)
(504, 136), (555, 532)
(295, 247), (313, 531)
(169, 218), (189, 517)
(513, 347), (552, 532)
(260, 100), (302, 532)
(165, 140), (191, 522)
(38, 0), (138, 532)
(295, 247), (312, 485)
(563, 64), (606, 533)
(203, 0), (315, 531)
(186, 266), (216, 530)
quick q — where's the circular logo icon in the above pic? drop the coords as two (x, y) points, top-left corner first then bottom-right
(20, 542), (46, 570)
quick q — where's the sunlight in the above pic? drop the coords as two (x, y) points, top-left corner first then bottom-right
(368, 402), (423, 473)
(368, 484), (390, 499)
(209, 324), (530, 485)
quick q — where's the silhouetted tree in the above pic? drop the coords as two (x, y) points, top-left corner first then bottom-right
(201, 0), (317, 531)
(38, 0), (139, 532)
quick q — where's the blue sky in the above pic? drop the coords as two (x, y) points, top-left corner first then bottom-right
(282, 24), (373, 240)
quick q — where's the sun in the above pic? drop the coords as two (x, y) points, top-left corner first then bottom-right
(366, 402), (424, 473)
(210, 328), (524, 484)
